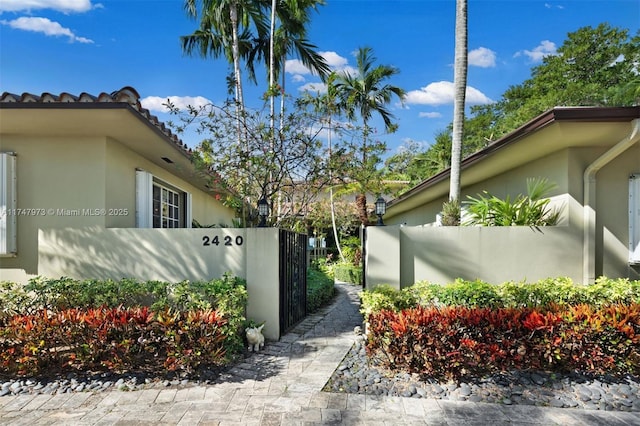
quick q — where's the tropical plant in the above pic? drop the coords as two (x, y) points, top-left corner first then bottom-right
(440, 199), (460, 226)
(463, 177), (560, 227)
(253, 0), (329, 120)
(333, 47), (405, 225)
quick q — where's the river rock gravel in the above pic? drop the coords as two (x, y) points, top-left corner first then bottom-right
(323, 334), (640, 412)
(2, 335), (640, 414)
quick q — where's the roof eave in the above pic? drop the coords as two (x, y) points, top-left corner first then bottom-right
(387, 106), (640, 211)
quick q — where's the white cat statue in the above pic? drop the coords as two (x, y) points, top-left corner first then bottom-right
(246, 324), (265, 352)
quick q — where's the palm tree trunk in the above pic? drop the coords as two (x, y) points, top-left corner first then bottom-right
(326, 115), (344, 261)
(230, 4), (245, 116)
(269, 0), (277, 136)
(449, 0), (468, 206)
(230, 2), (249, 225)
(280, 66), (286, 129)
(358, 120), (370, 226)
(356, 193), (369, 226)
(268, 0), (277, 222)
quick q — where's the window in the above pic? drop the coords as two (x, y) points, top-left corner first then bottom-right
(630, 173), (640, 264)
(136, 170), (191, 229)
(0, 152), (17, 256)
(153, 183), (182, 228)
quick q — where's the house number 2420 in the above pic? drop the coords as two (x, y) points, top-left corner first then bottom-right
(202, 235), (244, 246)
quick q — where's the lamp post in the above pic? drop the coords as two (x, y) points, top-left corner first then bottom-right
(257, 198), (269, 227)
(375, 196), (386, 226)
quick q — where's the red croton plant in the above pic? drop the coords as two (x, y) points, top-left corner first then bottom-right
(367, 303), (640, 381)
(0, 307), (228, 377)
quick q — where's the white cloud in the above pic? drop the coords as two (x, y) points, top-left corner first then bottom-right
(286, 51), (352, 83)
(297, 82), (327, 94)
(515, 40), (557, 62)
(0, 0), (97, 13)
(320, 51), (348, 69)
(285, 59), (311, 75)
(337, 65), (359, 78)
(141, 95), (212, 113)
(288, 51), (361, 89)
(418, 112), (442, 119)
(1, 16), (93, 43)
(544, 3), (564, 10)
(405, 81), (492, 106)
(469, 47), (496, 68)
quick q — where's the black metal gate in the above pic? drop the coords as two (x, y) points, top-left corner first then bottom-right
(279, 230), (308, 336)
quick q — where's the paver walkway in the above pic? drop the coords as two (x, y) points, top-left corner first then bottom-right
(1, 282), (639, 425)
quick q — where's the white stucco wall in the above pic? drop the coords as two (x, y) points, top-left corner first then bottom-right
(366, 224), (582, 289)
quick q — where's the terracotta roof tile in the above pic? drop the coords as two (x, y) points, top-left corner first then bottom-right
(0, 86), (241, 198)
(0, 86), (191, 156)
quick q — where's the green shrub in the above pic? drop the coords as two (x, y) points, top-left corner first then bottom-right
(0, 281), (33, 316)
(360, 277), (640, 316)
(0, 274), (248, 357)
(340, 236), (362, 265)
(311, 257), (335, 280)
(307, 267), (335, 313)
(582, 277), (640, 306)
(431, 278), (501, 308)
(497, 277), (580, 308)
(360, 284), (416, 318)
(333, 262), (362, 285)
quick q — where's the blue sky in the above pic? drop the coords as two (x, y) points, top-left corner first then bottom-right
(1, 0), (638, 156)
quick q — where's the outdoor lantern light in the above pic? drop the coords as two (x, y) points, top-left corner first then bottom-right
(257, 198), (269, 227)
(375, 196), (387, 226)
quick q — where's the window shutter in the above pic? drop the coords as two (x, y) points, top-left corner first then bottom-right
(135, 170), (153, 228)
(185, 192), (192, 228)
(630, 174), (640, 264)
(0, 153), (17, 256)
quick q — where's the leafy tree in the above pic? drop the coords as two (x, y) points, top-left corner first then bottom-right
(304, 197), (360, 246)
(383, 139), (423, 180)
(422, 130), (453, 179)
(402, 24), (638, 194)
(333, 126), (389, 221)
(474, 24), (640, 143)
(333, 47), (405, 225)
(166, 99), (332, 228)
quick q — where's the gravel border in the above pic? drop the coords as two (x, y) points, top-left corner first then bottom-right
(324, 334), (640, 412)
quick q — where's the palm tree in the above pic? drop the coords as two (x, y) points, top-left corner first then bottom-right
(334, 47), (405, 225)
(249, 0), (328, 221)
(448, 0), (468, 215)
(182, 0), (268, 225)
(248, 1), (329, 119)
(300, 72), (345, 261)
(182, 0), (269, 124)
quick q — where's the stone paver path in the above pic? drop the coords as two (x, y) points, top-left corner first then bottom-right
(1, 282), (639, 425)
